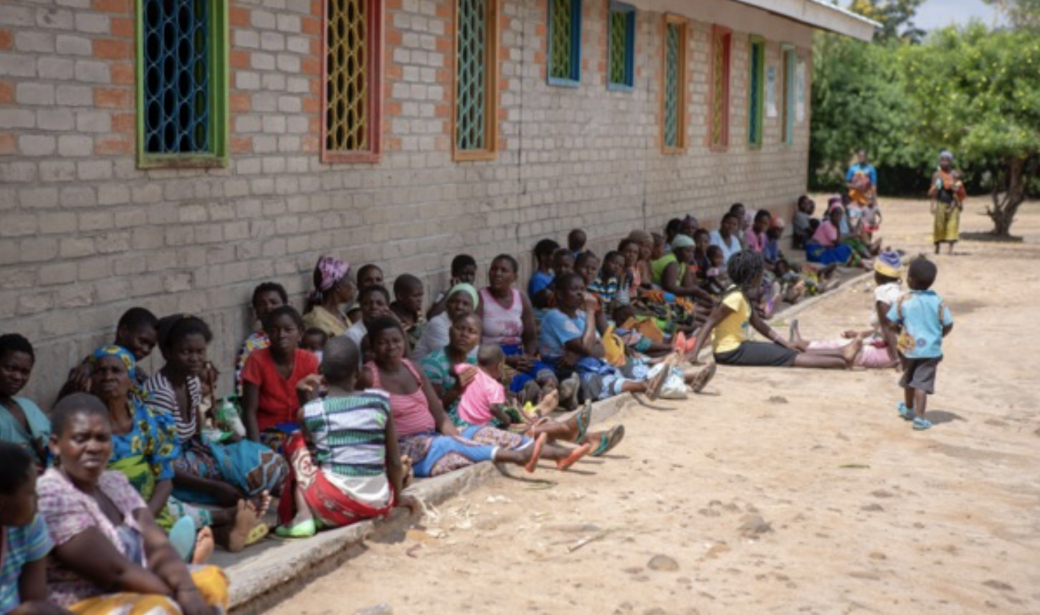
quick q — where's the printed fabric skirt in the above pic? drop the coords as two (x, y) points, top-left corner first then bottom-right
(806, 242), (854, 267)
(934, 204), (960, 243)
(108, 455), (211, 531)
(398, 426), (532, 478)
(67, 565), (228, 615)
(173, 435), (289, 504)
(276, 433), (394, 530)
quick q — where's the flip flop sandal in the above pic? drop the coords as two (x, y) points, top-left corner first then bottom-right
(912, 417), (932, 431)
(275, 519), (315, 539)
(646, 364), (669, 401)
(896, 402), (915, 421)
(691, 363), (717, 394)
(591, 424), (625, 457)
(168, 516), (197, 562)
(246, 522), (271, 545)
(557, 443), (593, 471)
(575, 401), (593, 441)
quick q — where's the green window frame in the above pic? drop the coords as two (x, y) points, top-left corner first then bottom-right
(548, 0), (581, 86)
(747, 35), (765, 148)
(661, 15), (686, 153)
(607, 1), (635, 91)
(781, 44), (796, 146)
(709, 25), (731, 150)
(454, 0), (499, 159)
(323, 0), (384, 163)
(136, 0), (228, 169)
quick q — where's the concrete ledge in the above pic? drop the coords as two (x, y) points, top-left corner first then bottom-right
(220, 274), (868, 613)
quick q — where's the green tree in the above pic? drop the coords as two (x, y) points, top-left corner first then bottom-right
(849, 0), (927, 41)
(983, 0), (1040, 29)
(901, 24), (1040, 236)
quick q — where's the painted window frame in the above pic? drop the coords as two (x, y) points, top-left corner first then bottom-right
(606, 1), (635, 91)
(547, 0), (582, 87)
(321, 0), (384, 163)
(780, 43), (796, 147)
(452, 0), (500, 161)
(746, 34), (765, 149)
(660, 14), (687, 155)
(707, 25), (731, 151)
(135, 0), (228, 169)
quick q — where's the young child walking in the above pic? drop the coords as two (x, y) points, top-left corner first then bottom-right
(887, 258), (953, 431)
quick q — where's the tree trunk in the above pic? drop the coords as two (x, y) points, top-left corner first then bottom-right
(987, 157), (1027, 238)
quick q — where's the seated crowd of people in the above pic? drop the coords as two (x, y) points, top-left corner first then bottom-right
(0, 197), (909, 614)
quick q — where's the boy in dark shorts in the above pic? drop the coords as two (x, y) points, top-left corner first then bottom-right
(887, 258), (953, 431)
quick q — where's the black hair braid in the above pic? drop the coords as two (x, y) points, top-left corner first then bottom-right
(726, 250), (764, 297)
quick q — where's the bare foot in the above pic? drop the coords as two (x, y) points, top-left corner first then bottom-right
(228, 500), (259, 553)
(192, 527), (215, 565)
(250, 490), (272, 518)
(525, 433), (547, 474)
(842, 336), (864, 367)
(401, 455), (414, 488)
(534, 389), (559, 416)
(556, 443), (592, 471)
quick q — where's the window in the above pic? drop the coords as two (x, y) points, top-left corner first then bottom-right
(136, 0), (227, 168)
(708, 25), (731, 149)
(548, 0), (581, 86)
(323, 0), (383, 162)
(607, 2), (635, 91)
(747, 35), (765, 148)
(661, 16), (686, 153)
(781, 44), (796, 146)
(454, 0), (499, 159)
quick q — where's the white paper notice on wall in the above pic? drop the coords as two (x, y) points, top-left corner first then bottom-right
(795, 58), (806, 122)
(765, 66), (778, 118)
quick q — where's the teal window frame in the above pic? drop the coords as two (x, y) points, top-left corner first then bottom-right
(454, 0), (499, 160)
(606, 1), (635, 91)
(747, 35), (765, 148)
(547, 0), (582, 87)
(781, 44), (796, 146)
(135, 0), (228, 169)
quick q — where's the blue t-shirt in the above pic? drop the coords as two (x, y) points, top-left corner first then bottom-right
(846, 163), (877, 186)
(539, 309), (588, 362)
(887, 290), (953, 359)
(0, 515), (53, 613)
(527, 271), (554, 298)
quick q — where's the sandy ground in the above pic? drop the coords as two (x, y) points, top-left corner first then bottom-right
(268, 197), (1040, 615)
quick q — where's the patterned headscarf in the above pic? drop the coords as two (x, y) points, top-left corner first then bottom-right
(315, 255), (350, 292)
(670, 234), (695, 250)
(447, 283), (479, 308)
(939, 150), (954, 162)
(91, 345), (145, 400)
(874, 251), (902, 279)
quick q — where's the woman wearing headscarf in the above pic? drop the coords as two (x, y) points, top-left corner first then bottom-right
(302, 255), (355, 337)
(929, 151), (966, 255)
(411, 283), (478, 362)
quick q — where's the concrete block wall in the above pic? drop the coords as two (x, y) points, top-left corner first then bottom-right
(0, 0), (812, 402)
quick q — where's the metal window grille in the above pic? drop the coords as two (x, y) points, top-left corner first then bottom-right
(608, 4), (634, 89)
(781, 46), (796, 145)
(141, 0), (212, 154)
(748, 37), (764, 146)
(326, 0), (368, 152)
(549, 0), (580, 84)
(663, 22), (680, 148)
(456, 0), (488, 150)
(710, 27), (730, 148)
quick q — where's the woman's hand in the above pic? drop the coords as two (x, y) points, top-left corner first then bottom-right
(175, 587), (216, 615)
(453, 367), (476, 391)
(582, 293), (599, 313)
(506, 354), (534, 372)
(841, 330), (859, 339)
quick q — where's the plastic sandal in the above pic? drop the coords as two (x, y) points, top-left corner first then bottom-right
(168, 516), (197, 562)
(275, 519), (315, 539)
(575, 401), (593, 441)
(912, 417), (932, 431)
(246, 522), (270, 545)
(897, 402), (915, 421)
(591, 424), (625, 457)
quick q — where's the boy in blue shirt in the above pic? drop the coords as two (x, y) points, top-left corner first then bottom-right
(887, 258), (954, 430)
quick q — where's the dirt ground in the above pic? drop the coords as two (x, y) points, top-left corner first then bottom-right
(269, 197), (1040, 615)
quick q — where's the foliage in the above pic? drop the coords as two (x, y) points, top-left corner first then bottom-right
(849, 0), (927, 41)
(899, 23), (1040, 235)
(983, 0), (1040, 29)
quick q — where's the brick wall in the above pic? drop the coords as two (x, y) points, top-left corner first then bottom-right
(0, 0), (812, 402)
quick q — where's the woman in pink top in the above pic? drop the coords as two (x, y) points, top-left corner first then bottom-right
(806, 205), (857, 266)
(360, 317), (547, 477)
(477, 254), (539, 368)
(746, 210), (772, 254)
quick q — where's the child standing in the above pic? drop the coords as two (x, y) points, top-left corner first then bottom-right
(887, 258), (953, 431)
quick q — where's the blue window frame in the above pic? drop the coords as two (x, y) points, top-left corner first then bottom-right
(607, 1), (635, 91)
(548, 0), (581, 86)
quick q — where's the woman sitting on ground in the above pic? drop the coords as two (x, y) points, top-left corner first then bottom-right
(302, 255), (356, 338)
(789, 251), (904, 369)
(92, 346), (262, 561)
(145, 315), (287, 507)
(234, 282), (288, 396)
(413, 283), (478, 362)
(360, 317), (558, 477)
(805, 205), (863, 268)
(241, 307), (321, 453)
(687, 251), (861, 369)
(38, 394), (228, 614)
(541, 274), (717, 402)
(0, 442), (64, 615)
(0, 334), (50, 468)
(275, 337), (420, 539)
